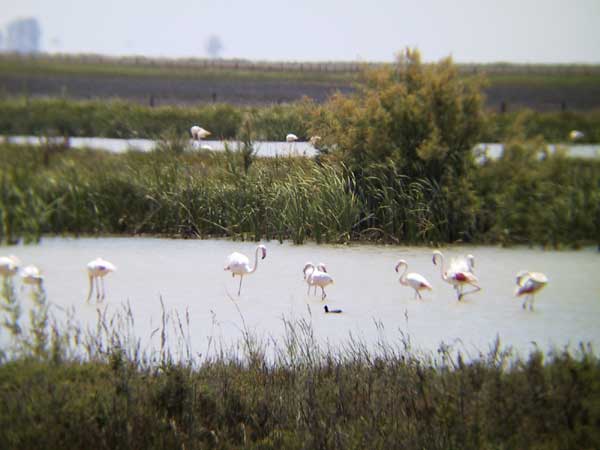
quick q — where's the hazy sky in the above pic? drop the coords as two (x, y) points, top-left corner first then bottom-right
(1, 0), (599, 63)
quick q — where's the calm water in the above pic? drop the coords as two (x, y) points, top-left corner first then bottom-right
(4, 135), (600, 159)
(1, 237), (599, 359)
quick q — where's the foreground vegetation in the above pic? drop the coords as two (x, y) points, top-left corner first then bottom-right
(1, 281), (599, 450)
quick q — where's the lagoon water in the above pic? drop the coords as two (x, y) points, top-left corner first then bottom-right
(4, 135), (600, 159)
(1, 237), (599, 360)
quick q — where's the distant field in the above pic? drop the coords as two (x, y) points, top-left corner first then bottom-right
(2, 53), (600, 110)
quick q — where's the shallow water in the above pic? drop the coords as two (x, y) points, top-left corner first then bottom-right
(4, 135), (600, 159)
(1, 237), (599, 359)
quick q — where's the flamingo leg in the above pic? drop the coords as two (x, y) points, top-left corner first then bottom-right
(237, 275), (243, 296)
(460, 284), (481, 300)
(95, 276), (101, 300)
(416, 289), (423, 300)
(307, 283), (311, 296)
(86, 275), (94, 302)
(101, 277), (106, 300)
(321, 287), (327, 300)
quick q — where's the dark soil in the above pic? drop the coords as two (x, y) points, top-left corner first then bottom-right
(2, 72), (599, 111)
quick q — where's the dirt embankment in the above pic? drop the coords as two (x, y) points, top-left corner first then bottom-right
(2, 72), (599, 111)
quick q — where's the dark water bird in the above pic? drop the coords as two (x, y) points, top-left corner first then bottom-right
(324, 305), (342, 314)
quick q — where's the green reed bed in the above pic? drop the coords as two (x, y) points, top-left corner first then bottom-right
(0, 141), (599, 247)
(0, 281), (599, 449)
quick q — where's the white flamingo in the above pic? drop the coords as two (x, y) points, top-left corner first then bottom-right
(191, 125), (211, 140)
(302, 262), (334, 300)
(394, 259), (432, 299)
(0, 255), (21, 278)
(432, 250), (481, 301)
(515, 271), (548, 310)
(20, 265), (44, 290)
(302, 261), (328, 295)
(190, 125), (211, 150)
(286, 133), (298, 154)
(224, 245), (267, 296)
(86, 257), (117, 302)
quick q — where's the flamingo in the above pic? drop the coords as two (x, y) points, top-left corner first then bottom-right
(0, 255), (21, 278)
(515, 271), (548, 310)
(191, 125), (211, 140)
(20, 265), (44, 290)
(432, 250), (481, 300)
(190, 125), (211, 150)
(303, 262), (328, 295)
(394, 259), (432, 299)
(286, 133), (298, 154)
(86, 257), (117, 302)
(302, 262), (334, 300)
(224, 245), (267, 296)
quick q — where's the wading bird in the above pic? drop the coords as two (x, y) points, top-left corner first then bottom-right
(0, 255), (21, 278)
(432, 250), (481, 301)
(515, 271), (548, 310)
(302, 262), (334, 300)
(394, 259), (432, 299)
(303, 262), (328, 295)
(86, 257), (117, 302)
(191, 125), (211, 140)
(286, 133), (298, 154)
(190, 125), (211, 149)
(224, 245), (267, 296)
(324, 305), (342, 313)
(20, 264), (44, 290)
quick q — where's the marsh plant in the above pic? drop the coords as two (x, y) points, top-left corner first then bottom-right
(0, 283), (599, 449)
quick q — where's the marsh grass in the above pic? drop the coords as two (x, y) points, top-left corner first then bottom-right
(1, 139), (599, 247)
(0, 281), (599, 449)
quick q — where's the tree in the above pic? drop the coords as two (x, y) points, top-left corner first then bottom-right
(311, 48), (485, 182)
(309, 49), (486, 242)
(205, 35), (223, 59)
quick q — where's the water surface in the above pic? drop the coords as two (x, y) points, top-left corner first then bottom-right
(1, 237), (598, 359)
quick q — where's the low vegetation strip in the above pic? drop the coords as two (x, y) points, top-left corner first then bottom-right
(0, 282), (599, 450)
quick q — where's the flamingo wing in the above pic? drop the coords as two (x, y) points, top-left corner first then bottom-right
(406, 272), (432, 290)
(225, 252), (250, 273)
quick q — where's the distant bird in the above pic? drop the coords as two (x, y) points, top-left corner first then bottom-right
(394, 259), (432, 300)
(0, 255), (21, 278)
(191, 125), (211, 140)
(286, 133), (298, 154)
(324, 305), (342, 314)
(569, 130), (584, 141)
(224, 245), (267, 296)
(86, 257), (117, 302)
(302, 262), (334, 300)
(515, 271), (548, 310)
(432, 250), (481, 301)
(303, 262), (328, 295)
(20, 265), (44, 289)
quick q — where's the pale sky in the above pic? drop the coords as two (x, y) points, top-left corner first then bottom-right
(1, 0), (599, 63)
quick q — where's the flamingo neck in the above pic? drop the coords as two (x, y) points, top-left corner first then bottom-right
(435, 253), (448, 281)
(397, 263), (408, 285)
(249, 247), (261, 274)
